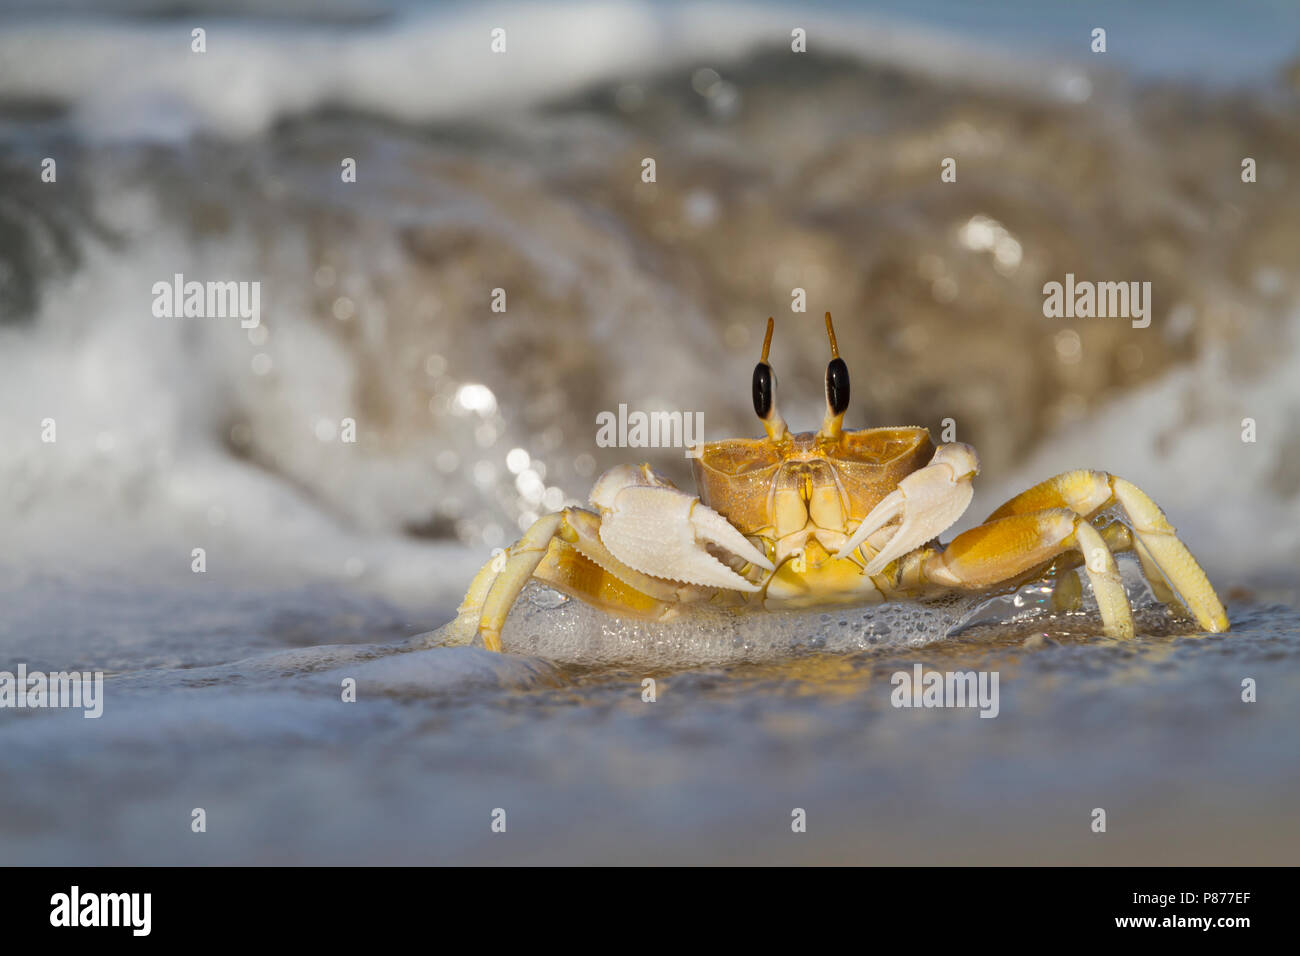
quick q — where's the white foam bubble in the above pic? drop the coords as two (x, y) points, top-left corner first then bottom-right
(426, 581), (979, 666)
(428, 551), (1214, 665)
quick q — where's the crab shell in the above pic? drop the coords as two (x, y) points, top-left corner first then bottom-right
(690, 426), (935, 539)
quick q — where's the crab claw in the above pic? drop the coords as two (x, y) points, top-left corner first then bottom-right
(590, 464), (774, 592)
(834, 443), (979, 574)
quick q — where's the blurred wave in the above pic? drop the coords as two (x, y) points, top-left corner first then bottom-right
(0, 1), (1298, 592)
(0, 2), (1097, 141)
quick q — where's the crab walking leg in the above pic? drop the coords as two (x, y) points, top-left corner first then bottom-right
(1051, 568), (1082, 612)
(984, 470), (1227, 632)
(995, 470), (1173, 604)
(924, 508), (1136, 639)
(1042, 521), (1177, 610)
(453, 550), (511, 638)
(454, 511), (615, 637)
(469, 505), (734, 651)
(477, 513), (565, 651)
(1132, 536), (1180, 606)
(474, 511), (677, 651)
(1110, 478), (1228, 631)
(1087, 520), (1180, 607)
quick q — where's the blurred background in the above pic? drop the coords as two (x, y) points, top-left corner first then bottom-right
(0, 0), (1298, 865)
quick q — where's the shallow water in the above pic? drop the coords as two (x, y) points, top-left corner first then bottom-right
(1, 549), (1297, 865)
(1, 1), (1299, 864)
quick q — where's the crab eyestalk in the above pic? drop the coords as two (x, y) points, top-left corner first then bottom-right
(752, 317), (789, 442)
(818, 312), (850, 441)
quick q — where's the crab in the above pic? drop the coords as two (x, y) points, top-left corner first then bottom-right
(454, 314), (1229, 651)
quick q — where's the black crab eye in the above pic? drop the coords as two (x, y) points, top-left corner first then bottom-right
(825, 357), (850, 416)
(752, 362), (774, 419)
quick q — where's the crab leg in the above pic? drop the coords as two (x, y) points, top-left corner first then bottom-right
(1110, 478), (1228, 630)
(467, 508), (708, 651)
(1073, 519), (1181, 606)
(463, 513), (676, 651)
(462, 462), (772, 650)
(475, 512), (565, 651)
(923, 508), (1136, 639)
(1023, 521), (1168, 613)
(983, 470), (1227, 632)
(1132, 537), (1181, 606)
(1051, 568), (1083, 612)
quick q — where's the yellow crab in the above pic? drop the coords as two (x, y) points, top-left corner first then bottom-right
(455, 314), (1229, 651)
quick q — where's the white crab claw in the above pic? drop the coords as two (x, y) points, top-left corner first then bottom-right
(594, 476), (773, 592)
(687, 500), (776, 572)
(834, 443), (979, 574)
(589, 463), (672, 510)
